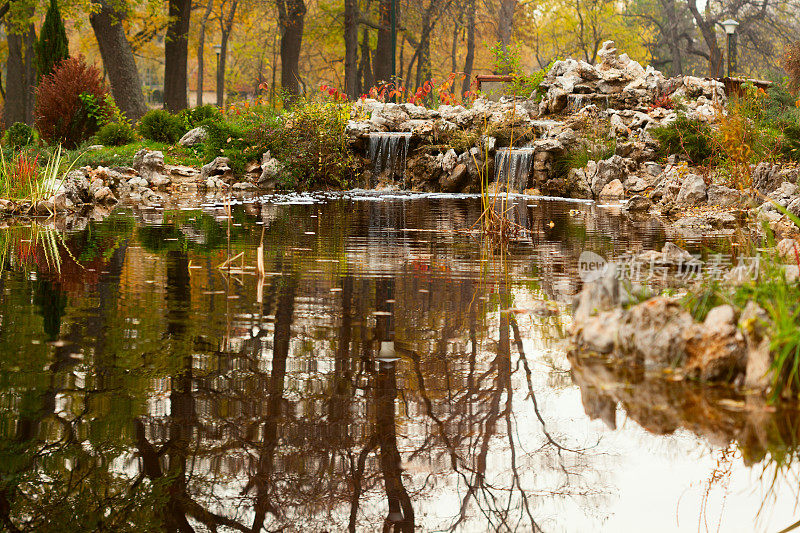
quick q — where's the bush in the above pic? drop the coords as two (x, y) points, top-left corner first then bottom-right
(95, 122), (136, 146)
(137, 109), (186, 144)
(34, 56), (110, 148)
(650, 115), (714, 164)
(181, 105), (222, 129)
(202, 120), (259, 175)
(3, 123), (36, 148)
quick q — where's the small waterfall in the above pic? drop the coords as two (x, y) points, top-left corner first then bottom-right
(494, 147), (536, 192)
(367, 132), (412, 183)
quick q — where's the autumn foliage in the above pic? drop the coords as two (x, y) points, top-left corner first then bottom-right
(34, 56), (110, 148)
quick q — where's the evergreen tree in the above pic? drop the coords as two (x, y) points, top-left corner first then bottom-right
(35, 0), (69, 79)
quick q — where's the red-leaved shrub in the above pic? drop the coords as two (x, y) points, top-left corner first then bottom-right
(34, 56), (110, 148)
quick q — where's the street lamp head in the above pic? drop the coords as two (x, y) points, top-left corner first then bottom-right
(721, 19), (739, 34)
(213, 44), (223, 54)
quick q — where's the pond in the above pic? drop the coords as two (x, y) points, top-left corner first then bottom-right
(0, 192), (798, 532)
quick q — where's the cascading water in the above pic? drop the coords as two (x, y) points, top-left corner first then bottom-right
(494, 147), (536, 192)
(367, 132), (412, 185)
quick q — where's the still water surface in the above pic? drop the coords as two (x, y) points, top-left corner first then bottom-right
(0, 192), (798, 532)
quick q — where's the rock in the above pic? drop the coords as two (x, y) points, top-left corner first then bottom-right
(675, 173), (706, 206)
(707, 183), (744, 208)
(624, 195), (653, 212)
(34, 199), (55, 215)
(623, 176), (648, 193)
(232, 182), (257, 190)
(201, 157), (233, 182)
(51, 193), (74, 211)
(133, 149), (171, 187)
(644, 162), (662, 177)
(63, 170), (91, 204)
(777, 238), (799, 262)
(598, 179), (624, 201)
(178, 126), (208, 146)
(86, 144), (104, 151)
(618, 297), (695, 369)
(572, 264), (626, 325)
(685, 305), (746, 381)
(590, 155), (627, 198)
(438, 149), (458, 173)
(753, 162), (799, 197)
(258, 151), (283, 188)
(440, 163), (468, 192)
(739, 302), (772, 391)
(93, 186), (117, 204)
(579, 308), (624, 353)
(661, 242), (693, 264)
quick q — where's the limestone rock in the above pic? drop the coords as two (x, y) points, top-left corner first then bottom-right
(439, 163), (468, 193)
(178, 126), (208, 147)
(599, 179), (624, 201)
(675, 173), (706, 206)
(624, 195), (653, 212)
(201, 157), (233, 182)
(739, 302), (772, 391)
(618, 297), (695, 368)
(133, 149), (171, 187)
(685, 305), (746, 381)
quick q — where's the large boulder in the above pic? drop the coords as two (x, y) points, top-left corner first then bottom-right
(675, 173), (706, 206)
(178, 127), (208, 147)
(684, 305), (747, 381)
(201, 157), (233, 183)
(753, 162), (799, 197)
(617, 297), (695, 369)
(739, 302), (772, 391)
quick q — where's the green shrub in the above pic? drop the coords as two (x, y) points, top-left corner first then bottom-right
(137, 109), (185, 144)
(203, 120), (263, 175)
(181, 105), (222, 129)
(650, 115), (714, 164)
(35, 0), (69, 79)
(3, 123), (36, 148)
(95, 122), (136, 146)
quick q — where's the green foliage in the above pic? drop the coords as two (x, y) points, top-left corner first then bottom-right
(489, 43), (555, 100)
(650, 115), (714, 164)
(35, 0), (69, 79)
(555, 116), (616, 173)
(137, 109), (186, 144)
(3, 122), (36, 148)
(95, 122), (137, 147)
(202, 119), (258, 175)
(180, 105), (222, 129)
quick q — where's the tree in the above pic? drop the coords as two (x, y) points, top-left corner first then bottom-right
(89, 0), (148, 121)
(373, 0), (392, 83)
(164, 0), (192, 111)
(217, 0), (239, 106)
(196, 0), (215, 106)
(462, 0), (476, 95)
(35, 0), (69, 79)
(5, 23), (36, 125)
(276, 0), (307, 102)
(344, 0), (358, 98)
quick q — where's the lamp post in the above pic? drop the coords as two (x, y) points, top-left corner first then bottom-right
(213, 44), (223, 106)
(721, 19), (739, 78)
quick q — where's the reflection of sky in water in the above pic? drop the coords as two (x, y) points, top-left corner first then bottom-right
(0, 193), (794, 532)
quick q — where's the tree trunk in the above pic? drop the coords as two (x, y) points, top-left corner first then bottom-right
(89, 0), (148, 121)
(344, 0), (359, 99)
(4, 21), (36, 126)
(462, 0), (476, 95)
(217, 0), (239, 107)
(496, 0), (516, 51)
(687, 0), (722, 77)
(196, 0), (214, 106)
(414, 5), (433, 88)
(23, 23), (35, 125)
(357, 27), (374, 94)
(276, 0), (307, 103)
(373, 0), (392, 84)
(164, 0), (191, 111)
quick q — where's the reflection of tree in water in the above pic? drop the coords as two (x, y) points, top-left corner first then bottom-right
(0, 198), (764, 531)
